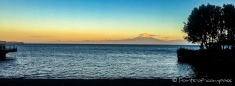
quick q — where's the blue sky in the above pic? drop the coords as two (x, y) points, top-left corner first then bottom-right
(0, 0), (234, 43)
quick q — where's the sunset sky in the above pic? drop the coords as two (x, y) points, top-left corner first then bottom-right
(0, 0), (234, 44)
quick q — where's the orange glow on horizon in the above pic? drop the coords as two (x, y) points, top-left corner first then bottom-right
(0, 17), (186, 43)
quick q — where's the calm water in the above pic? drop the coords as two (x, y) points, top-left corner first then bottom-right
(0, 44), (199, 79)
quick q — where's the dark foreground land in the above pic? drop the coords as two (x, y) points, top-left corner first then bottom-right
(0, 79), (234, 86)
(177, 48), (235, 77)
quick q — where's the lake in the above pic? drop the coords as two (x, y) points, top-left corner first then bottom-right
(0, 44), (199, 79)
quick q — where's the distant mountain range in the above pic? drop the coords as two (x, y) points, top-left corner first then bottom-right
(62, 36), (192, 45)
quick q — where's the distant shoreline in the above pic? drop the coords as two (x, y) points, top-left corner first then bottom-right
(23, 43), (196, 46)
(3, 41), (24, 45)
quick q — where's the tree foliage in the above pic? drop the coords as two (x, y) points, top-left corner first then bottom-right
(183, 4), (235, 50)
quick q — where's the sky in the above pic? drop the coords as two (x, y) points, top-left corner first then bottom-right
(0, 0), (234, 44)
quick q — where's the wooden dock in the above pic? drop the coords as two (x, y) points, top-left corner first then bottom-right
(0, 45), (17, 60)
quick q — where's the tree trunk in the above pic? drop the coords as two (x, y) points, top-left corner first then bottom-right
(200, 42), (204, 50)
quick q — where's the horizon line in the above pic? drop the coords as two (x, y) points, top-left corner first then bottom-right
(22, 43), (196, 45)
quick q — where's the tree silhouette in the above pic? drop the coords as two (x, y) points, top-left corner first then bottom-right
(183, 4), (235, 50)
(183, 4), (218, 49)
(222, 4), (235, 49)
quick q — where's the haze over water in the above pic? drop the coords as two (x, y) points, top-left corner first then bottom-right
(0, 44), (198, 79)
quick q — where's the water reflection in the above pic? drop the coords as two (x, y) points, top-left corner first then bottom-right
(176, 63), (196, 78)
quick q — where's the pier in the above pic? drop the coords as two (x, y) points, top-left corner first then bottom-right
(0, 41), (17, 60)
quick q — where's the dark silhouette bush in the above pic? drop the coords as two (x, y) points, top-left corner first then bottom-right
(177, 48), (197, 57)
(178, 3), (235, 78)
